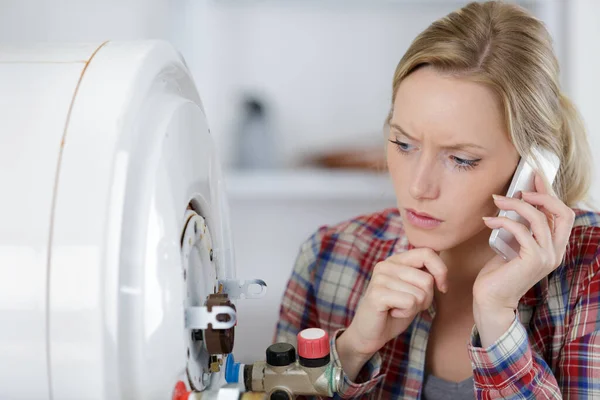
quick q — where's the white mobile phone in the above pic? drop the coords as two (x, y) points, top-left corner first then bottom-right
(488, 147), (560, 261)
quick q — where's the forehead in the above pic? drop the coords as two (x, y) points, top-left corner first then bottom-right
(392, 67), (508, 148)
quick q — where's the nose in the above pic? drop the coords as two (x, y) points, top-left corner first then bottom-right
(408, 154), (440, 200)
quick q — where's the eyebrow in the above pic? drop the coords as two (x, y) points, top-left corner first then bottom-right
(389, 123), (487, 151)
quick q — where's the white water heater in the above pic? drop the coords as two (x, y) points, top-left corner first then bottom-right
(0, 41), (265, 400)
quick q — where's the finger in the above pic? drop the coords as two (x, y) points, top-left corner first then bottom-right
(530, 171), (574, 240)
(492, 194), (553, 250)
(376, 261), (436, 295)
(374, 288), (419, 317)
(391, 308), (417, 319)
(395, 265), (437, 296)
(386, 248), (448, 293)
(537, 205), (556, 235)
(521, 191), (575, 251)
(483, 215), (540, 256)
(529, 171), (562, 245)
(533, 172), (550, 195)
(382, 278), (431, 310)
(373, 263), (435, 307)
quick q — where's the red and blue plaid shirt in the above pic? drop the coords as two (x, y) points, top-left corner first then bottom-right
(275, 207), (600, 399)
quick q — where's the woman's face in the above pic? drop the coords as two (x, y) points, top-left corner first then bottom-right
(387, 66), (519, 251)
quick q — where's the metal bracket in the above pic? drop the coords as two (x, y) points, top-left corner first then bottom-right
(185, 305), (237, 330)
(217, 279), (267, 300)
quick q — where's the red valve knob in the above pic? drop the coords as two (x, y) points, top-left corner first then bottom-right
(297, 328), (329, 359)
(172, 381), (190, 400)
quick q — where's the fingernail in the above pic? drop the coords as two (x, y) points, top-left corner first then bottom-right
(522, 191), (534, 196)
(482, 217), (499, 225)
(492, 194), (504, 201)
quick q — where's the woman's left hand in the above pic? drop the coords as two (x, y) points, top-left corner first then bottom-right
(472, 172), (575, 345)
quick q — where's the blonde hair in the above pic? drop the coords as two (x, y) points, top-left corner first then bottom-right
(387, 1), (595, 210)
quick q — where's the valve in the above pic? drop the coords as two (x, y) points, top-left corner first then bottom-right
(224, 328), (342, 399)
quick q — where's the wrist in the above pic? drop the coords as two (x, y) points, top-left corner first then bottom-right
(472, 302), (516, 348)
(336, 328), (376, 383)
(472, 291), (518, 316)
(339, 326), (376, 361)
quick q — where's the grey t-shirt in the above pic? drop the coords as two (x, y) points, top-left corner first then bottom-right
(421, 374), (475, 400)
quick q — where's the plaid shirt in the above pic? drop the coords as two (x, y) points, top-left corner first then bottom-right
(275, 207), (600, 399)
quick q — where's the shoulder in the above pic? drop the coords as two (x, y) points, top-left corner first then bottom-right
(306, 207), (405, 253)
(296, 207), (407, 275)
(564, 208), (600, 276)
(568, 207), (600, 244)
(555, 208), (600, 302)
(290, 208), (407, 328)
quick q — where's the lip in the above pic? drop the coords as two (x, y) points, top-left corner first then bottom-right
(406, 208), (442, 221)
(405, 208), (443, 229)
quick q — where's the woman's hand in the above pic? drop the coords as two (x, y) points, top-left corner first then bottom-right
(342, 248), (448, 357)
(473, 172), (576, 346)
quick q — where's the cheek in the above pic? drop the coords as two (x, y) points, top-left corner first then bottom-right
(386, 144), (395, 164)
(386, 146), (399, 175)
(447, 179), (502, 218)
(386, 149), (407, 188)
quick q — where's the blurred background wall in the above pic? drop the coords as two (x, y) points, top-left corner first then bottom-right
(1, 0), (598, 363)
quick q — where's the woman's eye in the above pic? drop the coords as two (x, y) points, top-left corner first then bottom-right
(388, 139), (411, 152)
(389, 139), (481, 171)
(451, 156), (480, 171)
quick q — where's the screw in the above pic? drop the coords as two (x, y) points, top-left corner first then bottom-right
(209, 249), (213, 262)
(183, 269), (187, 280)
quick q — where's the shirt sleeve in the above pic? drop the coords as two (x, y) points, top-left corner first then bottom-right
(467, 262), (600, 399)
(273, 229), (385, 399)
(555, 263), (600, 398)
(467, 313), (562, 399)
(329, 328), (385, 398)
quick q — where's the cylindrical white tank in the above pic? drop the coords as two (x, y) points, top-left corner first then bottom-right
(0, 41), (236, 400)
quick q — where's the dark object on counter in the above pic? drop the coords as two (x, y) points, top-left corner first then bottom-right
(306, 147), (387, 171)
(233, 95), (278, 170)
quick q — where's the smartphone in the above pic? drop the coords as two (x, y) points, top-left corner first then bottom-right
(488, 146), (560, 261)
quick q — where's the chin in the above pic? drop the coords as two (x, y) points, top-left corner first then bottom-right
(407, 225), (489, 254)
(406, 233), (446, 252)
(404, 228), (455, 253)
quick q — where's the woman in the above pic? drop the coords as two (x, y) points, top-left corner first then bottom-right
(275, 1), (600, 399)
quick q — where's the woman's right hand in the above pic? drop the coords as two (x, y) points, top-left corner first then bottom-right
(342, 248), (449, 358)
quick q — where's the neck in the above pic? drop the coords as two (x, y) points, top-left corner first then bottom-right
(437, 227), (497, 298)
